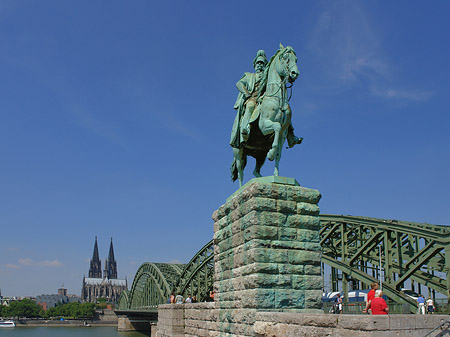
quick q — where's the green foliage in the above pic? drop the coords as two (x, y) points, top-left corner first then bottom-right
(96, 302), (107, 309)
(2, 299), (42, 318)
(43, 302), (95, 319)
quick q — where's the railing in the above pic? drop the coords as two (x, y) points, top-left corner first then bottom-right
(323, 301), (450, 315)
(423, 320), (450, 337)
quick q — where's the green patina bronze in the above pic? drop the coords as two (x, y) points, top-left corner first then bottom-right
(231, 44), (303, 187)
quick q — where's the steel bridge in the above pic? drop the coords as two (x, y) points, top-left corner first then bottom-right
(118, 214), (450, 314)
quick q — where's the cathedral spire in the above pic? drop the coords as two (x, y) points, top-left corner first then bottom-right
(88, 236), (102, 278)
(106, 238), (118, 279)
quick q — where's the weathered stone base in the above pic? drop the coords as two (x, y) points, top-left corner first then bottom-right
(118, 316), (152, 333)
(157, 304), (450, 337)
(213, 177), (323, 313)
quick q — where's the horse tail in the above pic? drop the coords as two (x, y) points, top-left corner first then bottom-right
(231, 157), (238, 182)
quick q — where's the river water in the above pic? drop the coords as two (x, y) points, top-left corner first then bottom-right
(0, 326), (150, 336)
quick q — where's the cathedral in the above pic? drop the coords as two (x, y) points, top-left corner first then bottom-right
(81, 237), (128, 303)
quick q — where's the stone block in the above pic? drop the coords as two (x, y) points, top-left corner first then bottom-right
(297, 228), (320, 242)
(274, 289), (305, 308)
(249, 247), (288, 264)
(244, 224), (278, 241)
(337, 315), (390, 331)
(276, 199), (297, 213)
(257, 211), (288, 227)
(287, 214), (321, 229)
(278, 227), (297, 240)
(287, 250), (321, 265)
(297, 202), (320, 215)
(292, 275), (322, 290)
(389, 314), (417, 330)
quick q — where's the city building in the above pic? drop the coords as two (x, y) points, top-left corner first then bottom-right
(36, 285), (81, 311)
(81, 237), (127, 303)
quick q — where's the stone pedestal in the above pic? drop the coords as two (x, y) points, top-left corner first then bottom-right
(212, 176), (323, 313)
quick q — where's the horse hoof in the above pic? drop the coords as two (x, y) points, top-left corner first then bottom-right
(253, 171), (262, 178)
(267, 149), (276, 161)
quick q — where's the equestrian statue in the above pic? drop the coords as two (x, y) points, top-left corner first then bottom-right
(230, 44), (303, 187)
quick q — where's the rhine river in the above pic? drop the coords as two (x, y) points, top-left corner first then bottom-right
(0, 327), (149, 337)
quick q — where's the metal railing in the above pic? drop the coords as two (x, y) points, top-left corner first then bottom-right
(323, 300), (450, 315)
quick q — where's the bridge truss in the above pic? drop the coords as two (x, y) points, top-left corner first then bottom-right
(320, 214), (450, 312)
(119, 215), (449, 313)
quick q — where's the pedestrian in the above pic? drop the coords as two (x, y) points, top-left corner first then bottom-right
(426, 297), (435, 314)
(336, 294), (343, 314)
(170, 292), (175, 304)
(175, 293), (184, 304)
(185, 294), (192, 303)
(192, 296), (197, 303)
(371, 290), (389, 315)
(363, 282), (379, 314)
(417, 294), (426, 315)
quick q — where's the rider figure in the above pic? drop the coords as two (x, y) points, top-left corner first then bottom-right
(230, 50), (268, 148)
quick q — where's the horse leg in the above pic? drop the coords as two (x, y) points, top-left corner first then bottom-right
(273, 131), (287, 176)
(253, 154), (266, 178)
(260, 119), (281, 161)
(233, 147), (246, 187)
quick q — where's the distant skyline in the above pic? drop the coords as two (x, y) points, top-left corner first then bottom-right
(1, 0), (449, 297)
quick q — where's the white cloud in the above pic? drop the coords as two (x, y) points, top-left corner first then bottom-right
(370, 86), (433, 102)
(18, 258), (63, 267)
(168, 259), (182, 264)
(308, 2), (431, 103)
(5, 264), (21, 269)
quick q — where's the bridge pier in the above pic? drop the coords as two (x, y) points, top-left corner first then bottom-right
(116, 310), (158, 336)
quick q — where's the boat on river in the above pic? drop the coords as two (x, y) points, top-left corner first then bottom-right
(0, 320), (16, 327)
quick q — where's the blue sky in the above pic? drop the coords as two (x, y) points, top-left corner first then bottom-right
(1, 1), (449, 297)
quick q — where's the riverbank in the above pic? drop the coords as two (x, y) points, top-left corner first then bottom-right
(15, 319), (117, 327)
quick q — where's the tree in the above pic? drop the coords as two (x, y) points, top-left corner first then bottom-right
(2, 299), (42, 318)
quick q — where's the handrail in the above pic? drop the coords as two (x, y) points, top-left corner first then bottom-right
(422, 319), (450, 337)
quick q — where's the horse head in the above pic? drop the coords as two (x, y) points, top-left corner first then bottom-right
(277, 44), (299, 83)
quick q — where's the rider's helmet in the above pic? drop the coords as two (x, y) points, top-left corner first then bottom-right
(253, 50), (268, 68)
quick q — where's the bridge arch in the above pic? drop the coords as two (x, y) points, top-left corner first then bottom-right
(126, 262), (185, 310)
(174, 240), (214, 301)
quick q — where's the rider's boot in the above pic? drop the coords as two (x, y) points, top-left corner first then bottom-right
(241, 125), (250, 142)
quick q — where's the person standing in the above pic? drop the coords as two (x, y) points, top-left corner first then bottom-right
(371, 290), (389, 315)
(170, 292), (175, 304)
(175, 293), (184, 304)
(426, 297), (435, 314)
(336, 294), (343, 314)
(363, 282), (379, 314)
(417, 294), (426, 315)
(185, 294), (192, 303)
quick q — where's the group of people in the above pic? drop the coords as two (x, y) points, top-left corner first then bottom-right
(168, 293), (197, 304)
(168, 291), (215, 304)
(417, 294), (435, 314)
(363, 282), (389, 315)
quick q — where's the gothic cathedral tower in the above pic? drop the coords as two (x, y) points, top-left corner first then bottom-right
(105, 238), (118, 279)
(88, 236), (102, 278)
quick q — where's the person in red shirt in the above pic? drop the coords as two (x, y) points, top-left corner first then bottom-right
(363, 282), (379, 314)
(371, 290), (389, 315)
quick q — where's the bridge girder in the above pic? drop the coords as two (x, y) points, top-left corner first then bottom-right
(119, 215), (450, 313)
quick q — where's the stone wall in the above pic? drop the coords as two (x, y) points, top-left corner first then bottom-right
(157, 304), (450, 337)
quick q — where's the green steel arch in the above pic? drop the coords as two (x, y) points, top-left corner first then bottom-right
(117, 289), (130, 310)
(174, 240), (215, 301)
(124, 262), (185, 310)
(320, 214), (450, 313)
(119, 214), (450, 313)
